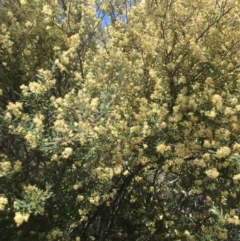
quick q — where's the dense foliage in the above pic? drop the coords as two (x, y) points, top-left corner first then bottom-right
(1, 0), (240, 240)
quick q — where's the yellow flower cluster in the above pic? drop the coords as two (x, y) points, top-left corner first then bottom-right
(0, 153), (12, 177)
(0, 196), (8, 210)
(20, 71), (55, 97)
(76, 195), (84, 202)
(7, 102), (23, 118)
(29, 82), (46, 94)
(90, 97), (99, 111)
(20, 0), (27, 5)
(156, 143), (171, 154)
(232, 174), (240, 181)
(13, 160), (22, 173)
(33, 113), (44, 129)
(233, 143), (240, 152)
(0, 161), (11, 173)
(89, 194), (100, 206)
(54, 119), (69, 134)
(46, 228), (63, 241)
(61, 147), (73, 159)
(14, 212), (30, 226)
(42, 5), (52, 16)
(225, 212), (240, 225)
(205, 168), (220, 179)
(216, 146), (231, 159)
(24, 131), (37, 148)
(23, 184), (39, 194)
(93, 167), (114, 180)
(69, 34), (81, 49)
(79, 209), (88, 221)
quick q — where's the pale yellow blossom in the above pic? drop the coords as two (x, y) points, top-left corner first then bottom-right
(13, 160), (22, 172)
(42, 5), (52, 16)
(61, 147), (73, 159)
(216, 146), (231, 158)
(156, 143), (170, 154)
(0, 196), (8, 210)
(20, 0), (27, 5)
(0, 161), (11, 173)
(29, 82), (44, 94)
(14, 212), (30, 226)
(25, 131), (37, 148)
(205, 168), (219, 179)
(77, 195), (84, 202)
(233, 174), (240, 180)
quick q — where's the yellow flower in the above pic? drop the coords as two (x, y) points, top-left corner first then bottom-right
(70, 34), (81, 48)
(7, 102), (23, 117)
(54, 119), (68, 133)
(212, 94), (222, 103)
(20, 84), (29, 96)
(76, 195), (84, 202)
(233, 143), (240, 152)
(205, 168), (219, 179)
(61, 147), (73, 159)
(205, 110), (216, 118)
(33, 114), (44, 128)
(195, 179), (202, 186)
(89, 195), (100, 206)
(156, 143), (169, 154)
(0, 196), (8, 210)
(216, 146), (231, 158)
(113, 166), (122, 175)
(14, 212), (30, 226)
(20, 0), (27, 5)
(205, 77), (213, 85)
(4, 112), (12, 122)
(184, 230), (191, 236)
(29, 82), (43, 94)
(13, 160), (22, 172)
(233, 174), (240, 180)
(0, 161), (11, 173)
(25, 21), (32, 28)
(217, 230), (228, 240)
(25, 131), (37, 148)
(90, 98), (99, 110)
(211, 94), (223, 110)
(42, 5), (52, 16)
(23, 184), (38, 194)
(51, 154), (59, 162)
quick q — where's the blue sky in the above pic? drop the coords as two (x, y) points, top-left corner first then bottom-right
(96, 8), (111, 28)
(95, 1), (132, 28)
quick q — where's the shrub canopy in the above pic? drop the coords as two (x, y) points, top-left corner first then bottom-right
(0, 0), (240, 240)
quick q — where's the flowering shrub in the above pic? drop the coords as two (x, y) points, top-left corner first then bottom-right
(1, 0), (240, 240)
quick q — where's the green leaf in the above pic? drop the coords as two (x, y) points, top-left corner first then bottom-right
(100, 102), (106, 111)
(36, 74), (43, 79)
(17, 200), (27, 208)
